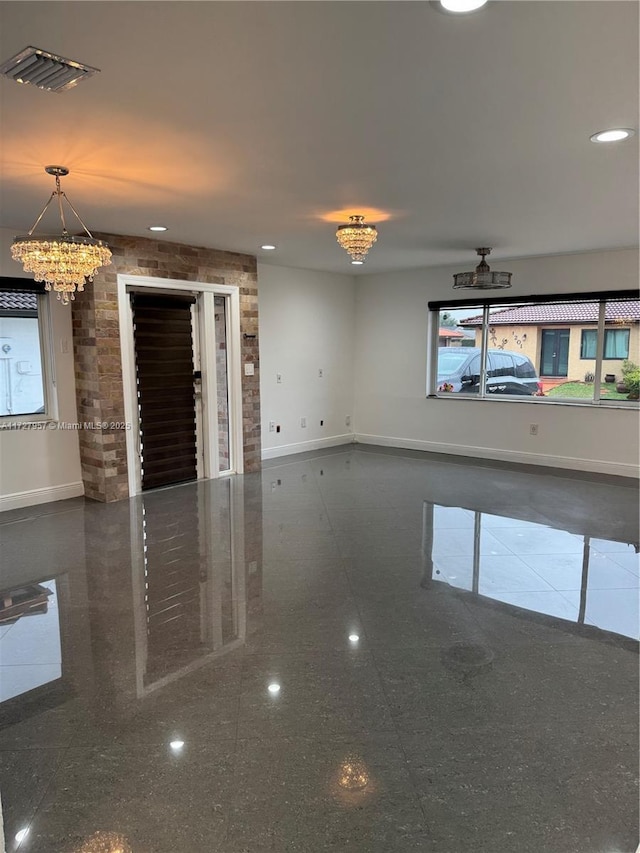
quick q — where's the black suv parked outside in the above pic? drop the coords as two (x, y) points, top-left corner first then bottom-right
(436, 347), (543, 396)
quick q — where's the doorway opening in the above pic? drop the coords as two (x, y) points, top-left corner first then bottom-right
(119, 276), (243, 497)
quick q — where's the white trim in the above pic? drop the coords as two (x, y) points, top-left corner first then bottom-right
(0, 481), (84, 512)
(354, 433), (640, 479)
(118, 286), (140, 497)
(261, 433), (354, 460)
(228, 287), (244, 474)
(117, 274), (244, 496)
(198, 292), (218, 478)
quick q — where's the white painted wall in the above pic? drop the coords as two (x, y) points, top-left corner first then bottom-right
(0, 227), (83, 510)
(353, 249), (639, 478)
(258, 263), (356, 458)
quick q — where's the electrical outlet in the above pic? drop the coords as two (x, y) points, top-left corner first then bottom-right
(345, 415), (351, 427)
(276, 373), (282, 384)
(529, 423), (539, 436)
(269, 421), (276, 432)
(320, 419), (324, 426)
(300, 417), (307, 428)
(318, 368), (324, 378)
(276, 424), (281, 433)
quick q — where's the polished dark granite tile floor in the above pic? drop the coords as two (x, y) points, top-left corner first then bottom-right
(0, 447), (638, 852)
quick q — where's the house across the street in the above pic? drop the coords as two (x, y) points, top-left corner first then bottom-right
(459, 300), (640, 384)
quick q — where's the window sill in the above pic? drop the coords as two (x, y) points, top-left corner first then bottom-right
(428, 394), (639, 411)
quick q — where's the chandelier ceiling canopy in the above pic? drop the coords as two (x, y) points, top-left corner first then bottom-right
(11, 166), (112, 305)
(452, 247), (512, 290)
(336, 215), (378, 265)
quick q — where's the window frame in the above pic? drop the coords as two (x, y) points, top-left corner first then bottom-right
(427, 290), (639, 408)
(0, 282), (58, 425)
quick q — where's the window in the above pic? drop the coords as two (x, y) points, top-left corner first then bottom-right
(581, 328), (630, 360)
(0, 280), (54, 420)
(428, 291), (639, 405)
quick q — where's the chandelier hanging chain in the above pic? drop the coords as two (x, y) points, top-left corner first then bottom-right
(25, 172), (94, 239)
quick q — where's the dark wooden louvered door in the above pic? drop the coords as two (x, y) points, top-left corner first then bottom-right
(143, 490), (203, 682)
(132, 293), (198, 490)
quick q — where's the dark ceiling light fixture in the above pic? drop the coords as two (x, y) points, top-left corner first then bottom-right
(11, 166), (112, 305)
(336, 215), (378, 265)
(0, 46), (100, 93)
(452, 247), (512, 290)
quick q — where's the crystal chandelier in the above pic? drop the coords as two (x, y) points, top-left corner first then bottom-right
(336, 215), (378, 265)
(11, 165), (112, 305)
(453, 247), (512, 290)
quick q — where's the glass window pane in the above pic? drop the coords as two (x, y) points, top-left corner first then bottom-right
(604, 328), (630, 359)
(0, 294), (45, 416)
(431, 296), (639, 405)
(436, 307), (482, 393)
(580, 330), (597, 359)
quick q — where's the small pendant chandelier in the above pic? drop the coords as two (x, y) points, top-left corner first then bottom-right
(11, 165), (112, 305)
(452, 247), (512, 290)
(336, 214), (378, 265)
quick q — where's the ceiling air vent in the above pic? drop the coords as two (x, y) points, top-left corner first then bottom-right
(0, 46), (99, 92)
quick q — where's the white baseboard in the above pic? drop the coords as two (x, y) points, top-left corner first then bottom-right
(355, 433), (640, 479)
(0, 481), (84, 512)
(261, 433), (354, 461)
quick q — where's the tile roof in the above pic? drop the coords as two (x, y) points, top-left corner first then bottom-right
(438, 327), (464, 338)
(0, 292), (38, 312)
(459, 300), (640, 326)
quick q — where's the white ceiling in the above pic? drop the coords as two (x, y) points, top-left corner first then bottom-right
(0, 1), (637, 275)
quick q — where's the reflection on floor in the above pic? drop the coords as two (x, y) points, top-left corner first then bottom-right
(0, 446), (638, 852)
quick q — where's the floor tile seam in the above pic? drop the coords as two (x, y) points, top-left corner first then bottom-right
(515, 584), (640, 593)
(361, 622), (432, 832)
(13, 740), (71, 847)
(310, 472), (365, 607)
(394, 719), (640, 738)
(517, 551), (640, 583)
(0, 744), (73, 752)
(217, 689), (244, 848)
(480, 584), (579, 595)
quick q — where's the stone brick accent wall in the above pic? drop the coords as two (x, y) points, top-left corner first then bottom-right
(72, 233), (260, 502)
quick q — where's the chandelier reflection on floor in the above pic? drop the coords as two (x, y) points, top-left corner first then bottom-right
(76, 830), (133, 853)
(338, 756), (370, 790)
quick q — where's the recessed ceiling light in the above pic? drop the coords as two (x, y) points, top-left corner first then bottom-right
(15, 828), (30, 844)
(169, 739), (185, 750)
(268, 682), (281, 694)
(261, 244), (276, 251)
(348, 634), (360, 643)
(440, 0), (488, 12)
(148, 225), (168, 232)
(351, 260), (364, 266)
(590, 128), (635, 143)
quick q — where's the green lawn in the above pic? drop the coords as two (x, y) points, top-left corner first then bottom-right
(546, 382), (630, 401)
